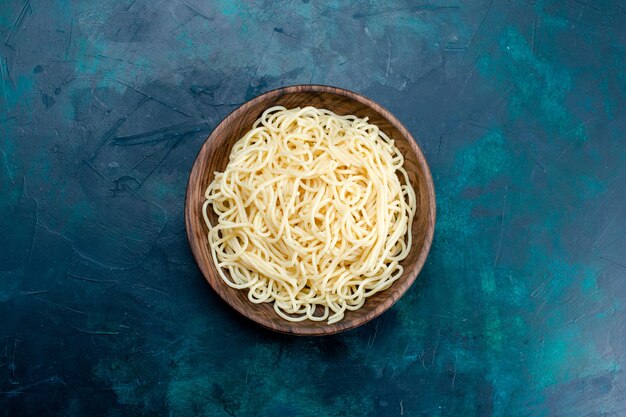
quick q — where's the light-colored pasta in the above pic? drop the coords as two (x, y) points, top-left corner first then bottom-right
(203, 106), (416, 324)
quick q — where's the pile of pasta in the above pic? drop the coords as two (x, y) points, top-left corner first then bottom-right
(203, 106), (416, 324)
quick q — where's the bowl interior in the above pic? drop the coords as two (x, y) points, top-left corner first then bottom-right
(185, 86), (435, 335)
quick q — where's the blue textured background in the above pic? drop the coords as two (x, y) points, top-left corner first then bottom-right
(1, 0), (625, 416)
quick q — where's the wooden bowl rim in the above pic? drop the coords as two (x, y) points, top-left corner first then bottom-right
(185, 84), (436, 336)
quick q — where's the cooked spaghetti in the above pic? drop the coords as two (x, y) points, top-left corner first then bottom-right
(202, 106), (416, 324)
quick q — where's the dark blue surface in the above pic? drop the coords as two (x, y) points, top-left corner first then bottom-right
(1, 0), (625, 415)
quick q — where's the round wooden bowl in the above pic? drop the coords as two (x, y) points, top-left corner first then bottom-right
(185, 85), (436, 336)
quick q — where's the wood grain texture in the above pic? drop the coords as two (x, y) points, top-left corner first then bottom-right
(185, 85), (436, 336)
